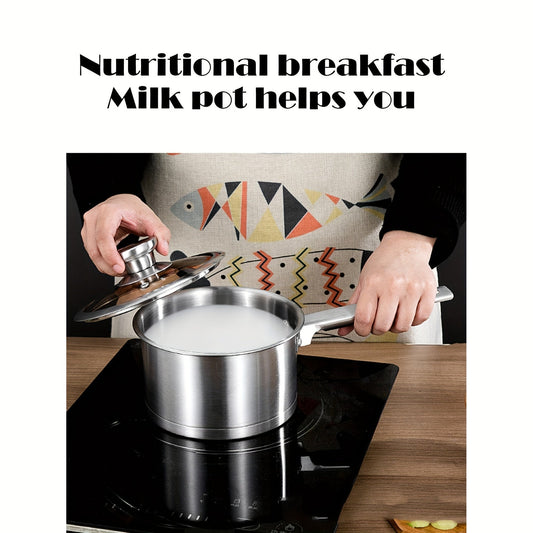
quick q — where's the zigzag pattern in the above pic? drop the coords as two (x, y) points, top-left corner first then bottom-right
(253, 250), (274, 291)
(317, 247), (343, 307)
(229, 256), (244, 286)
(291, 247), (309, 307)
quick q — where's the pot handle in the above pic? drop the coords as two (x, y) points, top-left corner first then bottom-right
(298, 285), (454, 346)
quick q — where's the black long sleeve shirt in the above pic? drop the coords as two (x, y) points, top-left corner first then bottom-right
(68, 153), (465, 268)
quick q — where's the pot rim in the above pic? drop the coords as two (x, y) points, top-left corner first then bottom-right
(132, 286), (305, 357)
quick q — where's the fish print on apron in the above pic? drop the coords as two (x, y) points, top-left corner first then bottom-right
(112, 153), (442, 344)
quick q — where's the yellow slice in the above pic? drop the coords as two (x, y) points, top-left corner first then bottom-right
(408, 520), (430, 528)
(431, 520), (458, 530)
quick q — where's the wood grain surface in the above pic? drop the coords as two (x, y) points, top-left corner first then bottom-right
(66, 337), (127, 409)
(67, 338), (466, 533)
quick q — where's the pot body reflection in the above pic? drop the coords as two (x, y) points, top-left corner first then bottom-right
(154, 423), (299, 527)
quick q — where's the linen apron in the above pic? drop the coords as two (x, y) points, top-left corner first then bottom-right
(112, 153), (442, 344)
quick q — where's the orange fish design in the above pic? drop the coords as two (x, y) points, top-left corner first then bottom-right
(170, 177), (390, 241)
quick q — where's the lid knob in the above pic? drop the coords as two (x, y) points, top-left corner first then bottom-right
(119, 236), (157, 274)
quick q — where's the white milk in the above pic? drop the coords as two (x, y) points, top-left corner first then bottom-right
(144, 304), (295, 353)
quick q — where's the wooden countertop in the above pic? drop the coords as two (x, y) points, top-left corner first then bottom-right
(67, 338), (466, 533)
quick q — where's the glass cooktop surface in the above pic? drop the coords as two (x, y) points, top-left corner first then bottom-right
(67, 340), (398, 533)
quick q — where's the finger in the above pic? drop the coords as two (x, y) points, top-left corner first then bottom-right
(81, 217), (118, 276)
(80, 223), (88, 253)
(93, 251), (121, 276)
(337, 325), (353, 336)
(353, 288), (378, 337)
(412, 286), (436, 326)
(390, 294), (419, 333)
(93, 214), (127, 274)
(120, 206), (170, 257)
(337, 284), (362, 336)
(153, 223), (171, 256)
(84, 226), (120, 276)
(372, 294), (399, 336)
(351, 282), (362, 305)
(141, 217), (171, 256)
(83, 239), (119, 276)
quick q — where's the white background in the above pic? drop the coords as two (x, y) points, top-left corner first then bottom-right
(3, 1), (531, 531)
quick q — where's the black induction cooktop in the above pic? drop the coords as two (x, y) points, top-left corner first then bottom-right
(67, 340), (398, 533)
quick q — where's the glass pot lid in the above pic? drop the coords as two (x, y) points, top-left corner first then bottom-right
(75, 236), (224, 323)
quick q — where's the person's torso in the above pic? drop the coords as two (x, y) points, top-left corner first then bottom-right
(112, 153), (441, 344)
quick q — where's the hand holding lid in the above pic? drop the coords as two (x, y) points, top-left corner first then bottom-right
(75, 238), (224, 323)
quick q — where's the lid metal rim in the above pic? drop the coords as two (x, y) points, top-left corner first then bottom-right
(74, 273), (202, 323)
(74, 252), (224, 323)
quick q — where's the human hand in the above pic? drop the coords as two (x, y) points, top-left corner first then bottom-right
(338, 230), (437, 337)
(81, 194), (171, 276)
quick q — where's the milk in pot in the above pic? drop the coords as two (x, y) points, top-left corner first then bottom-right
(144, 304), (294, 353)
